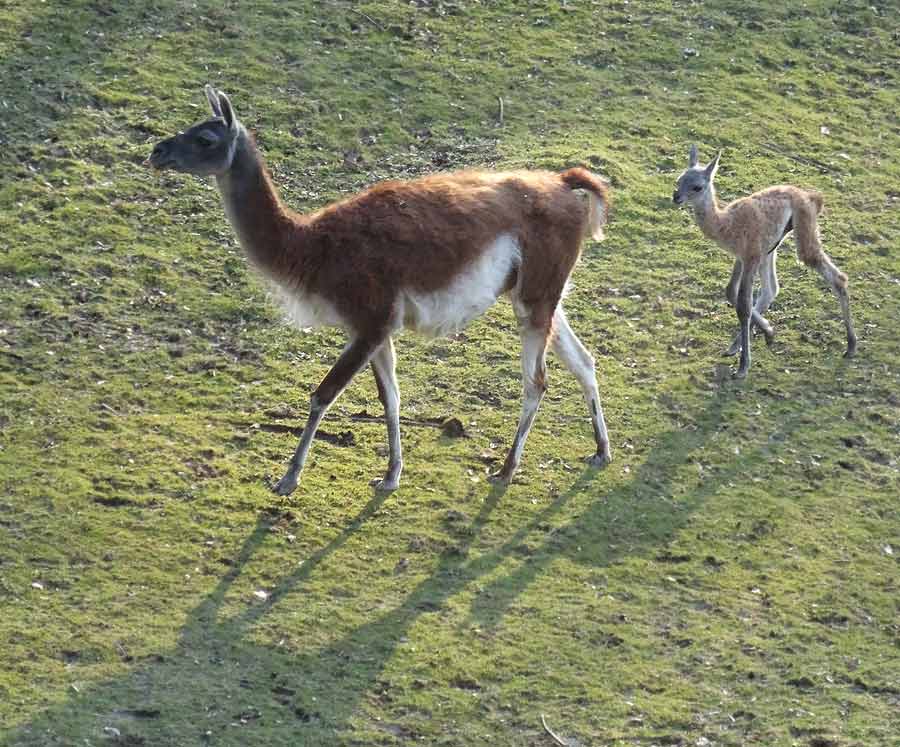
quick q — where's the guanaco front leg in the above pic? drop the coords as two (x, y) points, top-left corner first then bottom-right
(734, 256), (760, 378)
(726, 252), (778, 356)
(274, 335), (383, 496)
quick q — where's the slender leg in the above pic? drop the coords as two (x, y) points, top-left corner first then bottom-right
(727, 251), (778, 355)
(759, 249), (781, 322)
(734, 257), (759, 378)
(725, 259), (742, 307)
(490, 322), (551, 484)
(812, 253), (857, 357)
(551, 307), (612, 468)
(273, 335), (382, 496)
(796, 207), (856, 357)
(370, 337), (403, 492)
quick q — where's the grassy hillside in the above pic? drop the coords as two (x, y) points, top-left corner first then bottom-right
(1, 1), (898, 745)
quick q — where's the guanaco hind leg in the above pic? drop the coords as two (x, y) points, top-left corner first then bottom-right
(551, 307), (612, 467)
(370, 338), (403, 492)
(490, 322), (551, 484)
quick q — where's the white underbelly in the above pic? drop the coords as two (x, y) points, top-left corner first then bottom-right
(272, 283), (345, 331)
(400, 233), (521, 337)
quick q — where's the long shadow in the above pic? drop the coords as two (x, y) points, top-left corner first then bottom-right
(4, 363), (874, 746)
(3, 381), (737, 745)
(6, 360), (859, 745)
(4, 486), (511, 745)
(185, 488), (391, 641)
(464, 356), (863, 631)
(466, 387), (734, 628)
(2, 3), (870, 745)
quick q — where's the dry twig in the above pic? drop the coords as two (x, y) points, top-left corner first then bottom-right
(348, 6), (384, 31)
(761, 142), (834, 173)
(541, 713), (569, 746)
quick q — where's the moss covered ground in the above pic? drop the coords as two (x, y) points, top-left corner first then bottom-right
(1, 1), (898, 745)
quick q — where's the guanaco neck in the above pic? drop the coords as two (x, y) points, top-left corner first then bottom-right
(691, 183), (726, 243)
(216, 127), (303, 274)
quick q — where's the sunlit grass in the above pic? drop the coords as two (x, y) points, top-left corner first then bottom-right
(1, 1), (897, 745)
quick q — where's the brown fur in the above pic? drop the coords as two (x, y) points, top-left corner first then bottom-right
(231, 135), (605, 333)
(150, 87), (615, 494)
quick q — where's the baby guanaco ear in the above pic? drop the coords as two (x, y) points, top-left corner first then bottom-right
(217, 89), (237, 131)
(205, 84), (222, 118)
(688, 143), (699, 168)
(705, 150), (722, 180)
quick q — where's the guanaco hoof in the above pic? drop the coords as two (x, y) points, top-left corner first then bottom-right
(725, 340), (742, 357)
(272, 472), (299, 496)
(371, 476), (400, 493)
(487, 470), (513, 486)
(586, 451), (612, 469)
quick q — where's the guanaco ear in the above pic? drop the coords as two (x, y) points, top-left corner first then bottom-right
(217, 90), (237, 131)
(205, 84), (222, 118)
(705, 150), (721, 180)
(688, 143), (699, 168)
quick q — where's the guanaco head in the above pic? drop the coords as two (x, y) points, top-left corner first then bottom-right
(146, 85), (242, 176)
(673, 144), (720, 205)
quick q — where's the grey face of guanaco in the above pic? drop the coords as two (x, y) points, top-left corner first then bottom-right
(673, 144), (720, 206)
(146, 85), (240, 177)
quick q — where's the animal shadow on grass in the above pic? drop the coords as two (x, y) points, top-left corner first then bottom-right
(4, 384), (745, 745)
(5, 481), (510, 745)
(465, 357), (855, 630)
(464, 401), (734, 630)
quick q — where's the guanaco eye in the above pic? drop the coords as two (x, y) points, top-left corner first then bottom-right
(692, 185), (702, 192)
(196, 134), (216, 148)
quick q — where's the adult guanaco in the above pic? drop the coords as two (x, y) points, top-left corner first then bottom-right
(148, 86), (614, 494)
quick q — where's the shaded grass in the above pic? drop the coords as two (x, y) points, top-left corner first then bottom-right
(1, 1), (898, 745)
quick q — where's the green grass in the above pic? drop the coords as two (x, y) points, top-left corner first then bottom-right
(1, 1), (898, 745)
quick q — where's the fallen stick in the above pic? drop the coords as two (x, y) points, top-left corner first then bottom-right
(348, 6), (384, 31)
(541, 713), (568, 746)
(760, 142), (835, 173)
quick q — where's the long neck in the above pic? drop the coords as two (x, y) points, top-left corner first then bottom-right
(691, 183), (725, 241)
(216, 129), (301, 273)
